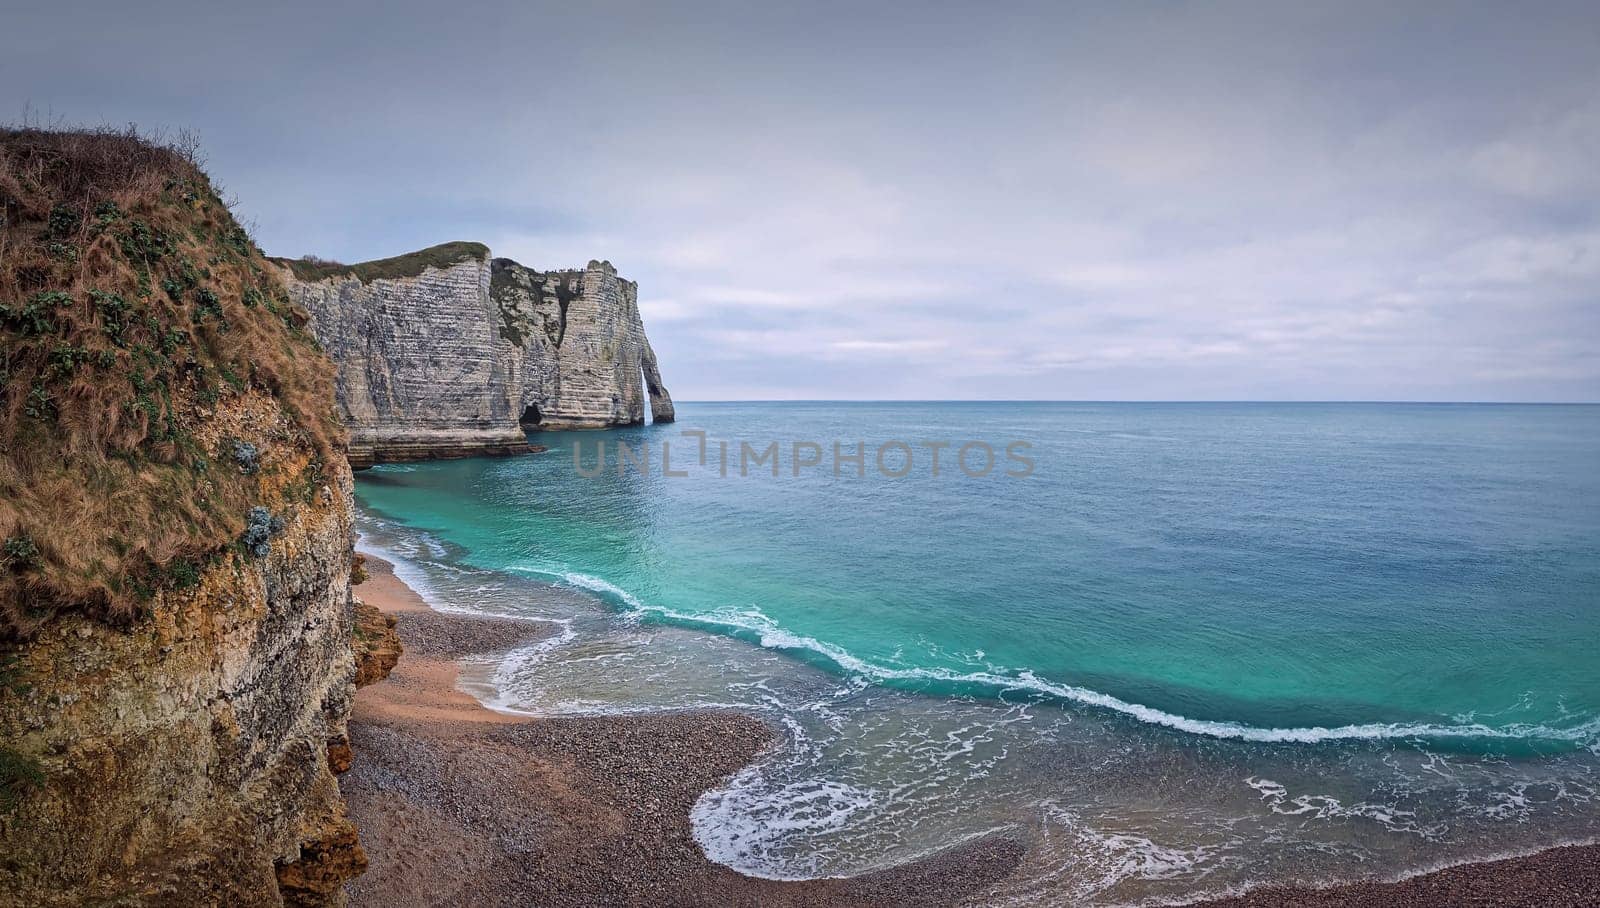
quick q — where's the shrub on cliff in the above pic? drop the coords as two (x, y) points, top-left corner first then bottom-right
(273, 241), (489, 283)
(0, 126), (344, 638)
(0, 744), (43, 813)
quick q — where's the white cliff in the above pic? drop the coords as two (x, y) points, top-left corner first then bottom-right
(492, 257), (676, 429)
(276, 243), (673, 466)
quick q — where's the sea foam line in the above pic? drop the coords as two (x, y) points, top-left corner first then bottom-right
(537, 569), (1600, 748)
(485, 617), (580, 714)
(354, 534), (578, 643)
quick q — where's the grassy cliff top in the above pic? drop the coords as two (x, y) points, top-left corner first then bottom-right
(270, 241), (490, 283)
(0, 127), (343, 638)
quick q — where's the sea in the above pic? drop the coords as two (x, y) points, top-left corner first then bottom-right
(352, 401), (1600, 904)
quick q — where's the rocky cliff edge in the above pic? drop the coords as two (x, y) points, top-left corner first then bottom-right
(0, 128), (372, 907)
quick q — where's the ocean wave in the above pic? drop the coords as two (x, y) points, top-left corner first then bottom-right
(692, 763), (879, 879)
(538, 570), (1600, 749)
(1245, 777), (1446, 837)
(1048, 801), (1222, 891)
(557, 570), (650, 609)
(355, 533), (575, 628)
(485, 617), (579, 713)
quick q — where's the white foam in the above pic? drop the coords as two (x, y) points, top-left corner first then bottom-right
(1144, 835), (1600, 908)
(370, 553), (1600, 750)
(988, 801), (1224, 905)
(537, 574), (1600, 748)
(1245, 776), (1446, 838)
(691, 763), (879, 879)
(355, 536), (455, 612)
(557, 570), (649, 610)
(355, 534), (584, 717)
(485, 616), (579, 713)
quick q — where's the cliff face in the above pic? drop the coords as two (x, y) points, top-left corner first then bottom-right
(276, 245), (530, 467)
(0, 129), (369, 906)
(278, 245), (673, 465)
(0, 395), (363, 907)
(492, 258), (676, 429)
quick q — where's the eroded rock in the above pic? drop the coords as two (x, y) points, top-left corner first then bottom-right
(275, 245), (674, 466)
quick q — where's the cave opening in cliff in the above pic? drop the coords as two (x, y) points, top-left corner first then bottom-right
(520, 404), (542, 428)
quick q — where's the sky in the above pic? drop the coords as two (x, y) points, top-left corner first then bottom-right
(4, 1), (1598, 401)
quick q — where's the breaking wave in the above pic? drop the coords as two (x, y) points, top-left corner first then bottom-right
(543, 569), (1600, 750)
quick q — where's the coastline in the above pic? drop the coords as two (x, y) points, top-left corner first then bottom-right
(1190, 842), (1600, 907)
(342, 554), (1024, 906)
(348, 552), (1600, 906)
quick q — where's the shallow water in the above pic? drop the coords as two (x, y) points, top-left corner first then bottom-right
(355, 402), (1600, 904)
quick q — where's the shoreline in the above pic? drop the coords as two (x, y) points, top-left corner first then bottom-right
(345, 553), (1600, 906)
(1189, 842), (1600, 907)
(341, 554), (1024, 906)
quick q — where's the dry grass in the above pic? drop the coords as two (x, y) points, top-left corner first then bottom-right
(0, 126), (345, 638)
(270, 241), (489, 283)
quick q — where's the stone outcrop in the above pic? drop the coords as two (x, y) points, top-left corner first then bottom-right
(0, 393), (364, 908)
(641, 333), (677, 425)
(0, 129), (369, 907)
(350, 598), (401, 690)
(276, 244), (674, 466)
(274, 244), (531, 468)
(492, 257), (676, 428)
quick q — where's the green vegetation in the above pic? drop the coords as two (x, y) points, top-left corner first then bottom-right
(0, 126), (343, 638)
(0, 649), (41, 811)
(488, 258), (575, 349)
(488, 260), (530, 346)
(2, 536), (39, 570)
(93, 200), (122, 227)
(192, 287), (224, 323)
(45, 205), (79, 239)
(0, 746), (43, 813)
(163, 556), (202, 590)
(271, 241), (490, 284)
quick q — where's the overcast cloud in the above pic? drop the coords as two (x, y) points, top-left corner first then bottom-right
(5, 1), (1598, 400)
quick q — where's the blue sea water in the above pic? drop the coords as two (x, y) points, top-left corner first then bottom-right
(354, 402), (1600, 903)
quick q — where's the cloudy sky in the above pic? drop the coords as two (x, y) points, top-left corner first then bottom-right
(6, 1), (1598, 401)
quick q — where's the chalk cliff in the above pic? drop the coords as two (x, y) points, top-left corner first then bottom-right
(273, 244), (530, 467)
(277, 245), (673, 466)
(492, 257), (676, 429)
(0, 129), (373, 905)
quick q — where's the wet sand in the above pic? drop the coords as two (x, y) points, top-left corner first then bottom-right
(341, 555), (1024, 907)
(1191, 842), (1600, 907)
(344, 555), (1600, 907)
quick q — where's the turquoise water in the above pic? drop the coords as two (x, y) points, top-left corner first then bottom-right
(355, 402), (1600, 903)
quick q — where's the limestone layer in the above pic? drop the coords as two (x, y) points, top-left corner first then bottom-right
(492, 257), (676, 429)
(278, 245), (673, 465)
(0, 393), (363, 908)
